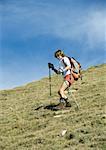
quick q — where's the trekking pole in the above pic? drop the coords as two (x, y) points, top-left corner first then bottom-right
(70, 90), (79, 110)
(48, 65), (52, 96)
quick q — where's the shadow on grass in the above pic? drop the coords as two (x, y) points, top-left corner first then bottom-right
(35, 103), (71, 111)
(34, 103), (58, 111)
(44, 104), (58, 111)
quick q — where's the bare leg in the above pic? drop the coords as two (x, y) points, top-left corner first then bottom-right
(59, 81), (69, 99)
(54, 75), (75, 110)
(58, 74), (75, 99)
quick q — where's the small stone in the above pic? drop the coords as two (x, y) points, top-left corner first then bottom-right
(61, 129), (67, 136)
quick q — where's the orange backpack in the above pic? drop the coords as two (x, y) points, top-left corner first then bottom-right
(63, 56), (82, 80)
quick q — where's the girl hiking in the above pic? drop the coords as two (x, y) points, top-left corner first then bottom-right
(48, 49), (80, 110)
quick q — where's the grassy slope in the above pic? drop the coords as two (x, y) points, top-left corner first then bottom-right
(0, 64), (106, 150)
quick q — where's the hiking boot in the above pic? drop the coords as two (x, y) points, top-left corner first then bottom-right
(60, 97), (68, 103)
(64, 98), (71, 107)
(65, 101), (71, 107)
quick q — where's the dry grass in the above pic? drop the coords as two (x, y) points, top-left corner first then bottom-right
(0, 64), (106, 150)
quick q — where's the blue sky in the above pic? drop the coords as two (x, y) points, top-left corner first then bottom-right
(0, 0), (106, 90)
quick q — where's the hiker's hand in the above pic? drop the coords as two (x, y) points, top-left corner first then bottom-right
(58, 68), (64, 74)
(48, 63), (54, 70)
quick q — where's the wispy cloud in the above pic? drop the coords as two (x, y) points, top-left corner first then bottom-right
(2, 1), (106, 51)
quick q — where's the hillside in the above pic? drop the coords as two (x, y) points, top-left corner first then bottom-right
(0, 64), (106, 150)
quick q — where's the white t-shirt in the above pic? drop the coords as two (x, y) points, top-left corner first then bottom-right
(59, 56), (71, 77)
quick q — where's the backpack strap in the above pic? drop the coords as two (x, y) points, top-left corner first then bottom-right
(62, 56), (73, 69)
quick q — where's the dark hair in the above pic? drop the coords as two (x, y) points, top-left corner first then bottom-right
(54, 49), (65, 58)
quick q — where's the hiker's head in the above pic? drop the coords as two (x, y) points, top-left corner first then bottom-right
(54, 50), (65, 59)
